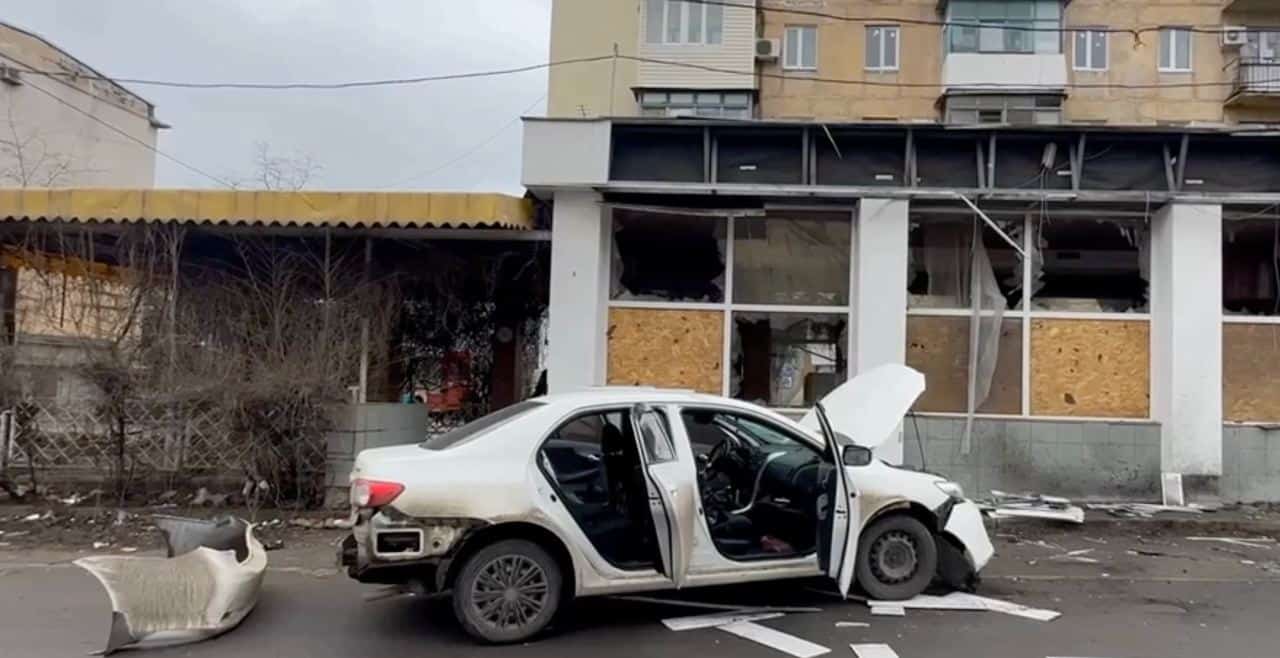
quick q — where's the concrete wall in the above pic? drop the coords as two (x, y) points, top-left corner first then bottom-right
(0, 23), (158, 187)
(904, 416), (1163, 500)
(1222, 425), (1280, 502)
(547, 0), (640, 117)
(323, 403), (431, 507)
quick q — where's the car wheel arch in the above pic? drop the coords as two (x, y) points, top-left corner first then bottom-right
(437, 521), (577, 596)
(861, 500), (941, 536)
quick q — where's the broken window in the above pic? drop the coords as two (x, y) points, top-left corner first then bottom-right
(733, 212), (851, 306)
(611, 209), (726, 303)
(0, 267), (14, 345)
(908, 217), (1024, 310)
(1224, 220), (1280, 316)
(1030, 218), (1149, 313)
(730, 312), (847, 408)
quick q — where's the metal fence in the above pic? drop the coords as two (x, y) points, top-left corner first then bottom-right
(1234, 58), (1280, 96)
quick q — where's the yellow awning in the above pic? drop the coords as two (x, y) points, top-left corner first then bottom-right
(0, 188), (533, 230)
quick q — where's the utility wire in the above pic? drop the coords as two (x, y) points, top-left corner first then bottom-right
(686, 0), (1279, 37)
(16, 53), (1278, 93)
(379, 94), (546, 189)
(19, 77), (236, 188)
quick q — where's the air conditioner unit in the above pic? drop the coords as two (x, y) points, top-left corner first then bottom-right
(755, 38), (781, 61)
(1222, 26), (1249, 48)
(0, 64), (21, 86)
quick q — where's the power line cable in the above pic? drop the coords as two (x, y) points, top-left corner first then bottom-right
(19, 77), (236, 188)
(379, 94), (546, 189)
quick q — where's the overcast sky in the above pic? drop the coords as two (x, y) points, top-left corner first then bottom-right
(5, 0), (552, 193)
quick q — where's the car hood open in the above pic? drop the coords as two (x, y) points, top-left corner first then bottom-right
(799, 363), (926, 449)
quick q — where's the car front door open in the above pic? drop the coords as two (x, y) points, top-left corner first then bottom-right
(814, 402), (863, 598)
(630, 405), (695, 587)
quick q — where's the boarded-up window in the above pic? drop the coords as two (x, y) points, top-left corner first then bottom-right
(607, 308), (723, 394)
(1030, 319), (1149, 418)
(905, 316), (1022, 414)
(1224, 323), (1280, 423)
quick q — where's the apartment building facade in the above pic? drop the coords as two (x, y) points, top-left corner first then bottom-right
(527, 1), (1280, 502)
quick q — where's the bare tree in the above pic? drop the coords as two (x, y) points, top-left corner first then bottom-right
(0, 98), (79, 187)
(231, 141), (323, 191)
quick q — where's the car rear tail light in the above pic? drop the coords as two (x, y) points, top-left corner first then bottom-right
(350, 478), (404, 509)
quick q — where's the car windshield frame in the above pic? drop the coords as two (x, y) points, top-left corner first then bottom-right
(420, 400), (546, 450)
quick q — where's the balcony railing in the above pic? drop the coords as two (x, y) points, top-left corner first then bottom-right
(1233, 58), (1280, 97)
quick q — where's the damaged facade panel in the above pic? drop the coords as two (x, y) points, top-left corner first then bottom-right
(913, 136), (981, 189)
(906, 316), (1021, 415)
(1030, 319), (1150, 418)
(1078, 136), (1173, 191)
(993, 136), (1073, 190)
(608, 307), (724, 394)
(715, 129), (805, 184)
(610, 126), (706, 182)
(814, 131), (906, 187)
(1181, 139), (1280, 193)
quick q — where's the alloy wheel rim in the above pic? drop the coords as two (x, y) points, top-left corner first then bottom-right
(471, 555), (549, 630)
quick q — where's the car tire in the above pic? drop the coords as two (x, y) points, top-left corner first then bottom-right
(855, 514), (937, 601)
(452, 539), (563, 644)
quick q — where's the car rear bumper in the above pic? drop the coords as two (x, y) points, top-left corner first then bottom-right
(339, 510), (484, 586)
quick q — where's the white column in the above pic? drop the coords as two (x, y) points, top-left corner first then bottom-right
(1151, 202), (1223, 487)
(854, 198), (910, 462)
(547, 191), (609, 393)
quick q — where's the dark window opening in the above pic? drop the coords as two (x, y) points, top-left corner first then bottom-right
(611, 210), (726, 302)
(908, 217), (1024, 310)
(1224, 220), (1280, 316)
(731, 313), (847, 408)
(611, 126), (705, 183)
(1032, 219), (1149, 313)
(716, 130), (804, 184)
(681, 408), (826, 561)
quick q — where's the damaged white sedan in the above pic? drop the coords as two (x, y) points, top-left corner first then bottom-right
(341, 364), (994, 643)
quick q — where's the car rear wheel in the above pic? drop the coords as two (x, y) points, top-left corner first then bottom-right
(452, 539), (563, 643)
(855, 514), (937, 601)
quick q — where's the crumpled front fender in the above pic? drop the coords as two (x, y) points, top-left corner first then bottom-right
(74, 515), (267, 655)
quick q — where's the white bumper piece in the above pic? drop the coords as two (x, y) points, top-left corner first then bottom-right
(944, 501), (994, 572)
(74, 516), (267, 655)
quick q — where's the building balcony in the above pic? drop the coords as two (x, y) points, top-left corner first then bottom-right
(943, 52), (1068, 92)
(1227, 58), (1280, 108)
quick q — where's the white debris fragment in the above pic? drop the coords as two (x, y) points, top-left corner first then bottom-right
(21, 513), (40, 522)
(1162, 472), (1185, 507)
(869, 605), (905, 617)
(850, 643), (900, 658)
(1186, 537), (1275, 549)
(835, 622), (870, 628)
(966, 594), (1061, 622)
(663, 611), (785, 631)
(869, 593), (1061, 622)
(983, 491), (1084, 524)
(121, 547), (138, 553)
(92, 541), (110, 550)
(717, 620), (830, 658)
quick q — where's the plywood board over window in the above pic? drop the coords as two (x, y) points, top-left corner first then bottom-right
(607, 308), (723, 394)
(905, 316), (1022, 415)
(1030, 319), (1149, 418)
(1224, 323), (1280, 423)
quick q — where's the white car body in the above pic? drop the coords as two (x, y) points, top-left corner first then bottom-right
(341, 365), (994, 640)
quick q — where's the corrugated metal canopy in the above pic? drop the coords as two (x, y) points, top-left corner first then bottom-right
(0, 188), (534, 230)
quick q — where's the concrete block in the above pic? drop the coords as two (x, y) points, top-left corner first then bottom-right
(1106, 423), (1135, 447)
(1054, 422), (1086, 445)
(1230, 426), (1267, 453)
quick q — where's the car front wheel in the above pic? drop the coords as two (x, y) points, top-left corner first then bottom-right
(855, 514), (938, 601)
(452, 539), (563, 643)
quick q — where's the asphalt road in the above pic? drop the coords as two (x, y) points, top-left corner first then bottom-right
(4, 524), (1280, 658)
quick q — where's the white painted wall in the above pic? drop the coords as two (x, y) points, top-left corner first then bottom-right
(547, 191), (609, 393)
(854, 198), (910, 463)
(522, 118), (612, 189)
(943, 53), (1067, 91)
(637, 0), (756, 90)
(0, 25), (158, 187)
(1151, 202), (1223, 478)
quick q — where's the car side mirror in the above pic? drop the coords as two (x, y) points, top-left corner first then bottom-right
(842, 445), (873, 467)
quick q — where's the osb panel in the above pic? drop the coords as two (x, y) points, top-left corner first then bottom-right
(1030, 319), (1149, 418)
(607, 308), (723, 394)
(1224, 323), (1280, 423)
(905, 316), (1022, 415)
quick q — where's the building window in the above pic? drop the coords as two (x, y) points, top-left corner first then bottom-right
(646, 0), (724, 45)
(945, 94), (1063, 125)
(1159, 27), (1192, 72)
(865, 25), (900, 71)
(947, 0), (1062, 55)
(784, 25), (818, 70)
(1073, 28), (1108, 70)
(638, 90), (753, 118)
(607, 208), (853, 410)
